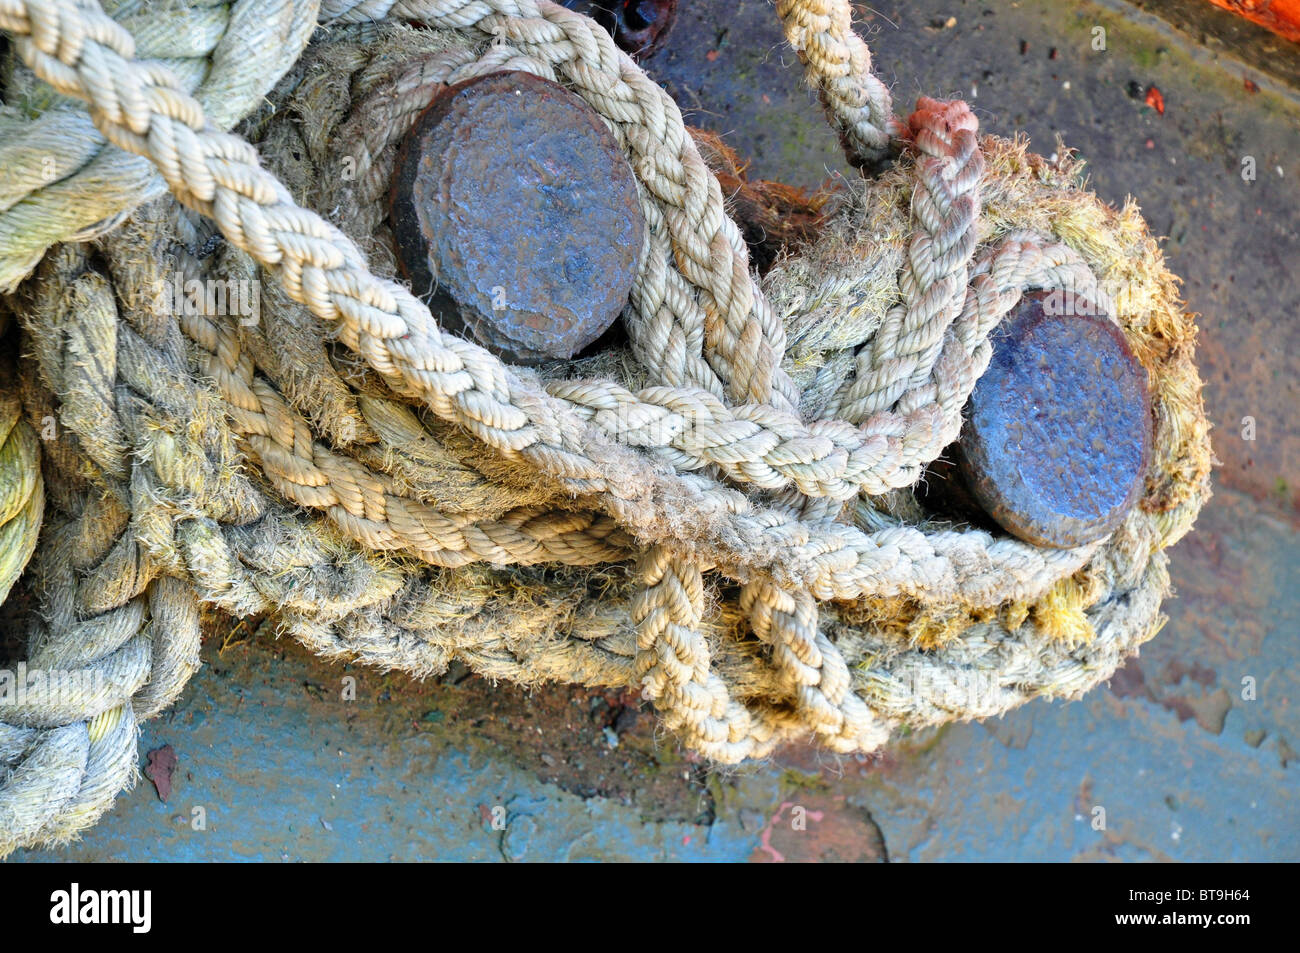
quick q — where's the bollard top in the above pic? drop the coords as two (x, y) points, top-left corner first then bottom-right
(389, 70), (644, 365)
(958, 289), (1152, 549)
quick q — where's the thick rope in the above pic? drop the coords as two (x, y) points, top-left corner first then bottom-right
(0, 0), (1211, 854)
(0, 383), (43, 605)
(774, 0), (906, 169)
(0, 0), (320, 292)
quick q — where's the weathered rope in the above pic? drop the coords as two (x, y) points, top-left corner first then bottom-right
(0, 381), (43, 605)
(774, 0), (905, 170)
(0, 0), (320, 292)
(0, 0), (1211, 852)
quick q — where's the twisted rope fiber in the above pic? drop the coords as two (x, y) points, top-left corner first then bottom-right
(0, 383), (43, 606)
(773, 0), (906, 170)
(0, 0), (321, 292)
(0, 0), (1210, 849)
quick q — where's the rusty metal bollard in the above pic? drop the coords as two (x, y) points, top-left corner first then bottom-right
(390, 71), (645, 365)
(955, 289), (1153, 548)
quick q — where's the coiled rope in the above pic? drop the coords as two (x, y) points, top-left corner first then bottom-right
(0, 0), (1211, 853)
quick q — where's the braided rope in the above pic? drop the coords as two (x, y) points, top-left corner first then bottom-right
(0, 0), (1211, 854)
(775, 0), (905, 169)
(0, 385), (43, 605)
(0, 0), (320, 292)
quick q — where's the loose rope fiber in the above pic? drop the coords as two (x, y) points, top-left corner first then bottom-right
(0, 0), (1211, 852)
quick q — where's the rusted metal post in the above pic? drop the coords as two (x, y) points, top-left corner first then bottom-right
(390, 71), (645, 365)
(956, 290), (1153, 548)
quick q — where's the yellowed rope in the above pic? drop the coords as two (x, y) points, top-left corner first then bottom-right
(0, 386), (43, 605)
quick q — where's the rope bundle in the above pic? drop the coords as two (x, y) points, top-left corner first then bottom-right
(0, 0), (1211, 854)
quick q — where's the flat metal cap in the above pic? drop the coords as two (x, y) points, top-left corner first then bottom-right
(958, 289), (1152, 549)
(389, 70), (645, 365)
